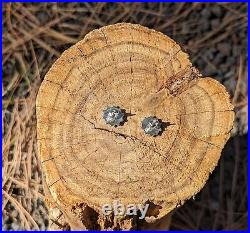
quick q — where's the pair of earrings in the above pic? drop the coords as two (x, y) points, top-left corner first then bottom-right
(103, 106), (162, 136)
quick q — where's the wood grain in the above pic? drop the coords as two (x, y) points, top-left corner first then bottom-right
(36, 23), (234, 230)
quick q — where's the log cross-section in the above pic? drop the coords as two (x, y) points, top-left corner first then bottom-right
(36, 23), (234, 230)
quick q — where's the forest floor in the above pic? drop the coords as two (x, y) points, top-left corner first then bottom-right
(2, 2), (248, 230)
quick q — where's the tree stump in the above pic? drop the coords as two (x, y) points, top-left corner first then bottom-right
(36, 23), (235, 230)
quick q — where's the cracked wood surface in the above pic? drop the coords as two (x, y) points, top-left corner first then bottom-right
(36, 23), (234, 229)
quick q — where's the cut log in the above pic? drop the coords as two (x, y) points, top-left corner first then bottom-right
(36, 23), (234, 230)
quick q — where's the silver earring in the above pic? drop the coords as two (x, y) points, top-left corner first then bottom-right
(103, 106), (125, 127)
(142, 116), (162, 136)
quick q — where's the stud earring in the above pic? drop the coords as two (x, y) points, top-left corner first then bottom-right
(103, 106), (125, 127)
(142, 116), (162, 136)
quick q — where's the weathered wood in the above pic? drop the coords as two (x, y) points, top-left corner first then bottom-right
(36, 23), (234, 230)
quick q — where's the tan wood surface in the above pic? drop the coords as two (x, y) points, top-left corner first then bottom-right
(36, 23), (234, 230)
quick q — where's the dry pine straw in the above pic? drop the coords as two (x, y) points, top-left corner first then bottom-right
(2, 2), (247, 230)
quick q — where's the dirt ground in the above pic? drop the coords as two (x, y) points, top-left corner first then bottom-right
(2, 2), (248, 230)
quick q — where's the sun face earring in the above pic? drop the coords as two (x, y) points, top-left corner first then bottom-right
(142, 116), (162, 136)
(103, 106), (125, 127)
